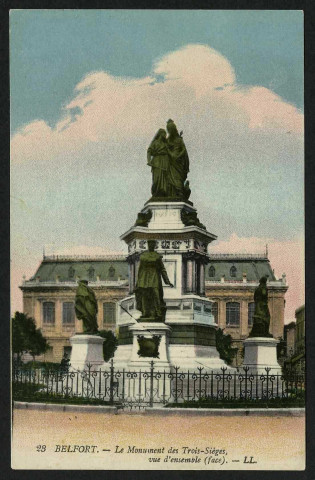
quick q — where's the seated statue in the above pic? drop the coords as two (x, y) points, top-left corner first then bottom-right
(249, 276), (273, 338)
(75, 280), (99, 334)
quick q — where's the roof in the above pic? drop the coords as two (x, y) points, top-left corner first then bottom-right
(27, 253), (278, 284)
(206, 255), (276, 282)
(30, 255), (128, 282)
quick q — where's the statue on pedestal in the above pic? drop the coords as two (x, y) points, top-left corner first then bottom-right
(147, 128), (169, 197)
(147, 119), (190, 201)
(249, 276), (273, 338)
(75, 280), (99, 334)
(166, 119), (190, 199)
(135, 240), (174, 322)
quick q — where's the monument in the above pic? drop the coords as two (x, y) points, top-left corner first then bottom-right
(69, 279), (105, 371)
(243, 276), (281, 373)
(114, 119), (231, 371)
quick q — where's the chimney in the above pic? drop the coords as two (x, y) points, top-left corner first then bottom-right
(242, 272), (247, 283)
(220, 274), (225, 283)
(36, 276), (40, 283)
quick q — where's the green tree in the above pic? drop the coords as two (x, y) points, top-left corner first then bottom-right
(215, 328), (238, 366)
(12, 312), (49, 361)
(98, 330), (118, 362)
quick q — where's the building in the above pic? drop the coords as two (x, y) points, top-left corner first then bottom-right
(20, 252), (288, 365)
(283, 321), (296, 357)
(284, 304), (305, 373)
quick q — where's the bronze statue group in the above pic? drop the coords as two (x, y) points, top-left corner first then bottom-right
(147, 119), (190, 201)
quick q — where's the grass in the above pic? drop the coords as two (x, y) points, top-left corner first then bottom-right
(167, 395), (305, 409)
(12, 382), (112, 406)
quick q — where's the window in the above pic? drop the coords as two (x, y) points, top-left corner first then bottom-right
(103, 302), (116, 325)
(230, 266), (237, 277)
(68, 266), (75, 279)
(62, 302), (75, 324)
(226, 302), (240, 326)
(248, 302), (255, 327)
(88, 266), (95, 280)
(209, 266), (215, 278)
(212, 302), (218, 323)
(108, 266), (115, 278)
(43, 302), (55, 324)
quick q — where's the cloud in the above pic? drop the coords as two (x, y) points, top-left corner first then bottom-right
(11, 44), (303, 166)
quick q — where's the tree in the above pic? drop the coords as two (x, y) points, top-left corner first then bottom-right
(12, 312), (49, 361)
(215, 328), (238, 366)
(98, 330), (118, 362)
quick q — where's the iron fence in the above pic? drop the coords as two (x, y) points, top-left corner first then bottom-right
(12, 360), (305, 410)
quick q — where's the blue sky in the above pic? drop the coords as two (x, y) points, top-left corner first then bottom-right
(11, 10), (303, 133)
(10, 10), (304, 319)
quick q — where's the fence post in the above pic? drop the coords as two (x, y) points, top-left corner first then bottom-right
(174, 366), (179, 404)
(149, 361), (154, 407)
(109, 359), (114, 405)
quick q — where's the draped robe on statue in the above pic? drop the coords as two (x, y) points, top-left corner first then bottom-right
(75, 281), (99, 334)
(147, 138), (169, 197)
(166, 136), (190, 198)
(135, 251), (171, 321)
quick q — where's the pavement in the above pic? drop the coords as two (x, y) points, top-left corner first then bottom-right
(11, 405), (305, 470)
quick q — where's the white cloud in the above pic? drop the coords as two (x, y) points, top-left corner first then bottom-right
(11, 43), (303, 166)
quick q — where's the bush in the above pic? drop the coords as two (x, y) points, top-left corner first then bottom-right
(98, 330), (118, 362)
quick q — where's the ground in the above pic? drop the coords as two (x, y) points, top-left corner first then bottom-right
(12, 409), (305, 470)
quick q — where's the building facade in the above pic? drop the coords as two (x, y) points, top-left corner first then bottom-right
(20, 253), (288, 365)
(284, 304), (305, 373)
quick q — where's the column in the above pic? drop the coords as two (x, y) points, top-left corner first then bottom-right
(97, 300), (103, 330)
(35, 298), (42, 328)
(135, 255), (140, 286)
(199, 262), (205, 296)
(219, 300), (226, 329)
(130, 262), (135, 294)
(55, 300), (62, 334)
(241, 300), (248, 337)
(186, 259), (194, 292)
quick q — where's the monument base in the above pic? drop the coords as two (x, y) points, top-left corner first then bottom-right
(69, 334), (105, 371)
(127, 322), (172, 370)
(168, 343), (234, 371)
(243, 337), (282, 374)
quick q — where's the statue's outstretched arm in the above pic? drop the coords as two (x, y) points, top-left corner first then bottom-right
(158, 258), (174, 287)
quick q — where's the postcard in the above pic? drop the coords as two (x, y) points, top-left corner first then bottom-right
(10, 9), (305, 470)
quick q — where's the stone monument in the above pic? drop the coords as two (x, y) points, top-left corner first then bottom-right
(243, 276), (281, 373)
(114, 119), (231, 371)
(69, 279), (104, 371)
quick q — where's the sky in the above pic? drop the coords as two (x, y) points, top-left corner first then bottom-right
(10, 10), (304, 321)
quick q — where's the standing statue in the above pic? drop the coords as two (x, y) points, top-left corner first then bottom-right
(166, 119), (190, 198)
(249, 276), (273, 338)
(75, 280), (99, 334)
(135, 240), (174, 322)
(147, 128), (169, 197)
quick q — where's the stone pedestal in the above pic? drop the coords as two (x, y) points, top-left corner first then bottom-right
(69, 334), (105, 371)
(114, 200), (233, 373)
(128, 322), (172, 370)
(243, 337), (281, 374)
